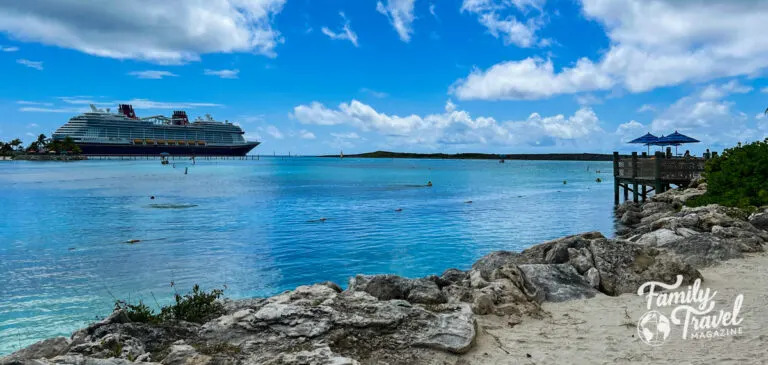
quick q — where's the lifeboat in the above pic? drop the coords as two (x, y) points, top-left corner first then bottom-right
(197, 141), (206, 146)
(157, 140), (166, 144)
(133, 139), (143, 144)
(167, 140), (176, 145)
(178, 140), (186, 145)
(145, 139), (155, 144)
(187, 140), (195, 145)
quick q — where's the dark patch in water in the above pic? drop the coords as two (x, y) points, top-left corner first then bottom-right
(147, 204), (198, 209)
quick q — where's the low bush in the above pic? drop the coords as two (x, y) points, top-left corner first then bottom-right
(115, 285), (224, 325)
(687, 139), (768, 210)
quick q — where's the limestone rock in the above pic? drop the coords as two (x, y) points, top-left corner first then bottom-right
(585, 267), (600, 289)
(0, 337), (70, 363)
(346, 275), (411, 301)
(407, 278), (445, 304)
(588, 238), (702, 296)
(268, 345), (359, 365)
(750, 212), (768, 231)
(662, 234), (743, 268)
(567, 247), (593, 274)
(471, 251), (521, 280)
(413, 305), (476, 354)
(620, 210), (643, 225)
(635, 228), (684, 246)
(470, 293), (494, 315)
(161, 344), (211, 365)
(518, 264), (599, 302)
(439, 268), (468, 285)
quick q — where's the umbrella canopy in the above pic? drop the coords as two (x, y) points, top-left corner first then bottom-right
(628, 133), (659, 145)
(656, 130), (700, 145)
(653, 131), (699, 156)
(628, 132), (659, 154)
(651, 135), (679, 147)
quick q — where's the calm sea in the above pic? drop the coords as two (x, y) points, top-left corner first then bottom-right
(0, 157), (615, 354)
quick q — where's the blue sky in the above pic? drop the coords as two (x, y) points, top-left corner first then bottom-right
(1, 0), (767, 155)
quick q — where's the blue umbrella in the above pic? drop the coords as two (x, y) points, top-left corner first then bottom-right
(628, 133), (659, 154)
(654, 131), (699, 155)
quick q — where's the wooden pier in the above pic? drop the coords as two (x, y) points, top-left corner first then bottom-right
(613, 151), (708, 205)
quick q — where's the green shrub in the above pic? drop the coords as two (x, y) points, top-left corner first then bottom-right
(159, 285), (224, 324)
(114, 300), (159, 324)
(114, 285), (224, 325)
(687, 139), (768, 210)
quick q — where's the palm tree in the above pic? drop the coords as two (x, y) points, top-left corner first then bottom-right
(9, 138), (23, 152)
(37, 134), (48, 148)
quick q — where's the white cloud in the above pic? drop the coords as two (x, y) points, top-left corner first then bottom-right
(1, 45), (18, 52)
(461, 0), (546, 48)
(360, 88), (388, 98)
(293, 99), (604, 149)
(19, 107), (84, 113)
(649, 82), (766, 148)
(261, 125), (283, 139)
(0, 0), (286, 64)
(637, 104), (655, 113)
(453, 1), (768, 100)
(26, 123), (39, 128)
(376, 0), (416, 42)
(699, 80), (752, 100)
(330, 132), (361, 139)
(128, 70), (178, 79)
(429, 3), (437, 19)
(321, 12), (359, 47)
(26, 132), (35, 137)
(42, 96), (223, 110)
(204, 69), (240, 79)
(17, 59), (43, 70)
(298, 129), (316, 140)
(576, 94), (602, 106)
(17, 100), (53, 106)
(615, 120), (646, 143)
(452, 58), (614, 100)
(761, 87), (768, 93)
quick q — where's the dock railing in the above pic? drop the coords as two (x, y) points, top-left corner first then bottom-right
(612, 151), (708, 204)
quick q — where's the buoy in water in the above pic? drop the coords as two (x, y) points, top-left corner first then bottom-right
(426, 181), (433, 187)
(395, 208), (403, 212)
(596, 178), (602, 183)
(563, 180), (567, 184)
(150, 196), (155, 200)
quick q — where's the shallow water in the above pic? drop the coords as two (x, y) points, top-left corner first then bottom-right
(0, 157), (615, 354)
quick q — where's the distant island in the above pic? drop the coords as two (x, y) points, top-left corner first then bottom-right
(319, 151), (613, 161)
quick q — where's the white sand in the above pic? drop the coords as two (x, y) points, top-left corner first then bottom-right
(434, 252), (768, 365)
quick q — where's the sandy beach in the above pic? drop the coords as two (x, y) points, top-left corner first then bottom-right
(434, 252), (768, 365)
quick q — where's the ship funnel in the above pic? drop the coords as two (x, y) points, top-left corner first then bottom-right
(90, 104), (98, 112)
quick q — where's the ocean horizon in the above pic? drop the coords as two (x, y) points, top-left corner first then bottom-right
(0, 157), (616, 354)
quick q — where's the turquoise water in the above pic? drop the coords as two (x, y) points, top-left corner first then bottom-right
(0, 157), (615, 354)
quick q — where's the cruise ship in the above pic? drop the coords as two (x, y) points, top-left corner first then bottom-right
(52, 104), (260, 156)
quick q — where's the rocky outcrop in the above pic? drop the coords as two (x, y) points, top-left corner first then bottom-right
(617, 186), (767, 269)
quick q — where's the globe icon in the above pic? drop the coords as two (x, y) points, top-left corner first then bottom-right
(637, 310), (671, 346)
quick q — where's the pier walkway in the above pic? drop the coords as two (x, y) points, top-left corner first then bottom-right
(613, 151), (709, 205)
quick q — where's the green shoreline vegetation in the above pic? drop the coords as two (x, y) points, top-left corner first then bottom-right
(0, 134), (83, 160)
(687, 138), (768, 213)
(319, 150), (613, 161)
